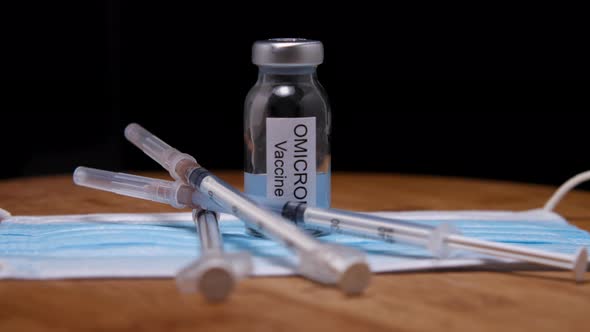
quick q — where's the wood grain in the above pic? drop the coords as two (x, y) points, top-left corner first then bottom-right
(1, 171), (589, 332)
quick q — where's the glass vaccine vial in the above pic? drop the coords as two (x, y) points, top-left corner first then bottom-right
(244, 38), (331, 236)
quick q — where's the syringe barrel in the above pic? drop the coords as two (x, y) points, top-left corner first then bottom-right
(302, 206), (433, 239)
(247, 195), (286, 214)
(197, 173), (319, 252)
(194, 209), (224, 253)
(73, 167), (192, 208)
(124, 123), (198, 182)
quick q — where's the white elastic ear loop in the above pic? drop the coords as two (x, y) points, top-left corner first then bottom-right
(544, 170), (590, 211)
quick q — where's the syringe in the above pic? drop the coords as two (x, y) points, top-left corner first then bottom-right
(278, 202), (588, 282)
(122, 124), (371, 295)
(74, 167), (588, 282)
(71, 168), (251, 301)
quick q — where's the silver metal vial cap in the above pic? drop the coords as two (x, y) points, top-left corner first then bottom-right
(252, 38), (324, 66)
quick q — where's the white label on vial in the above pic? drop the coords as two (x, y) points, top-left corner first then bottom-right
(266, 117), (317, 206)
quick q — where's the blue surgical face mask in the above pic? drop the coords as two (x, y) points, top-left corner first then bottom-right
(1, 172), (589, 279)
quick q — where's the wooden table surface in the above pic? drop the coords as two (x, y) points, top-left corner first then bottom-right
(1, 171), (589, 331)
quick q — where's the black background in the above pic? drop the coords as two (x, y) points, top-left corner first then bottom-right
(1, 2), (589, 189)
